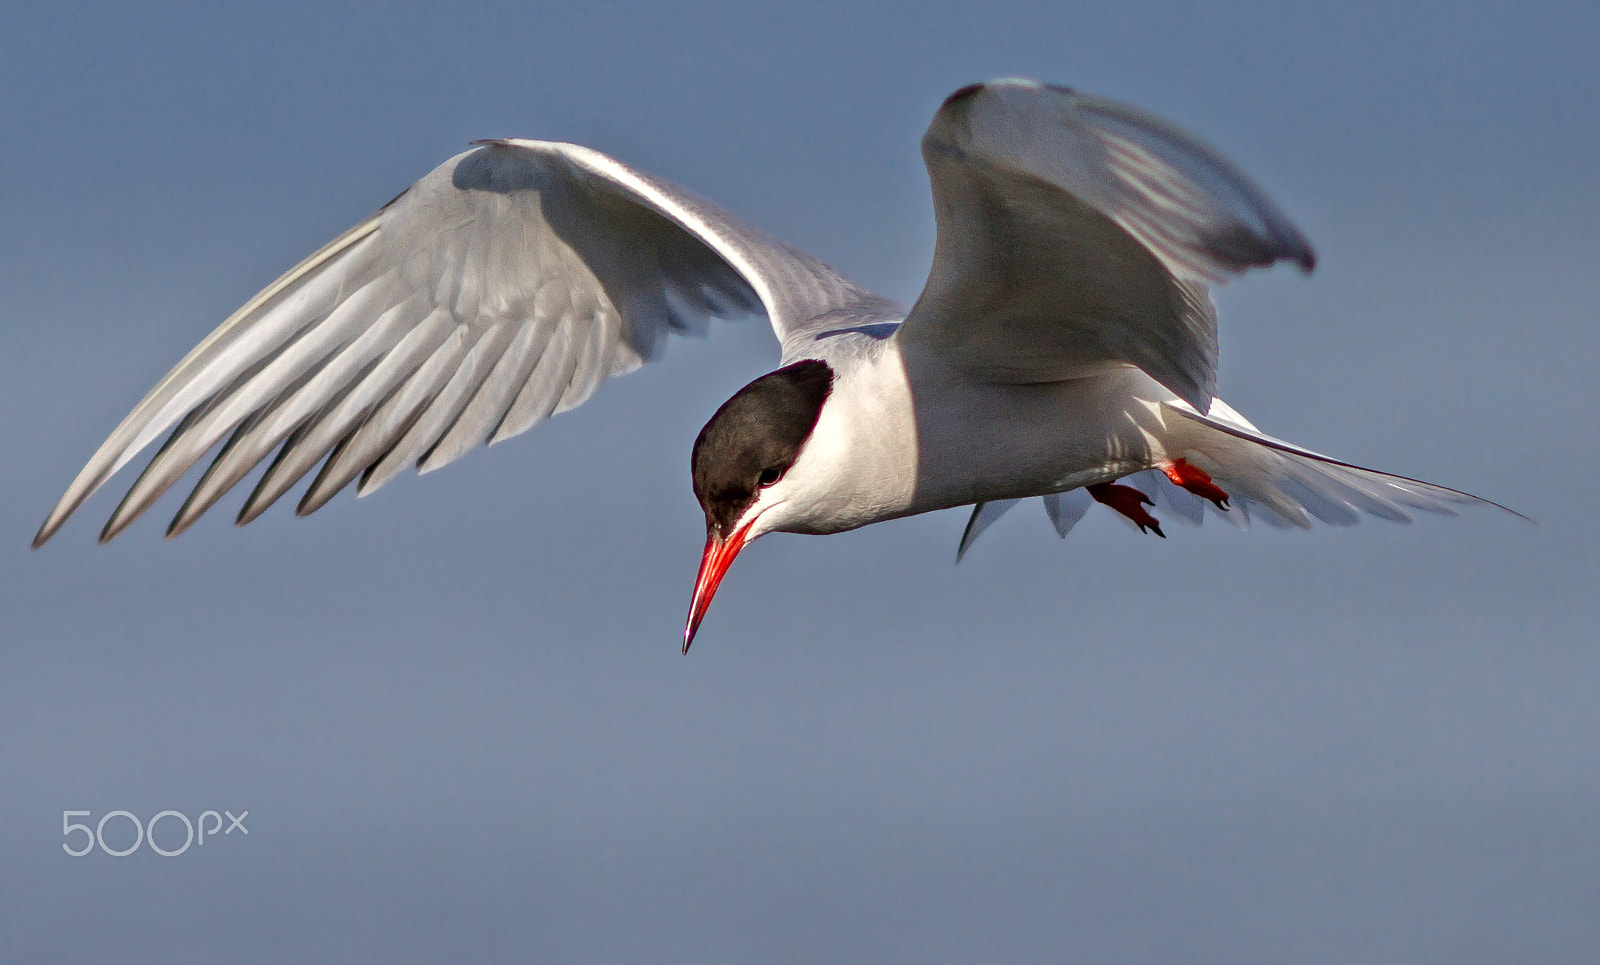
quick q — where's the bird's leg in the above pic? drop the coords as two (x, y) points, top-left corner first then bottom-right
(1087, 483), (1164, 538)
(1163, 458), (1230, 511)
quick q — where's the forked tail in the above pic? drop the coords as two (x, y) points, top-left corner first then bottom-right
(956, 399), (1525, 560)
(1155, 400), (1525, 529)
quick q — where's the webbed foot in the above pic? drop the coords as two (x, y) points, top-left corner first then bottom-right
(1088, 483), (1165, 538)
(1163, 458), (1230, 511)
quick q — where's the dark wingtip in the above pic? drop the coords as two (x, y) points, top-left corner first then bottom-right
(1293, 245), (1317, 273)
(942, 83), (985, 109)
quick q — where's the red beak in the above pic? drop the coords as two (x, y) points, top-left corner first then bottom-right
(683, 520), (754, 654)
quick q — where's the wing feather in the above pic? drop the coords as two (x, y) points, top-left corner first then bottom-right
(421, 314), (552, 469)
(492, 321), (579, 445)
(37, 140), (897, 544)
(302, 321), (472, 515)
(167, 298), (429, 535)
(356, 324), (506, 495)
(900, 81), (1312, 411)
(237, 307), (456, 525)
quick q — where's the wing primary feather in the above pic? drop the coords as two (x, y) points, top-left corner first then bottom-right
(366, 322), (515, 487)
(296, 320), (471, 514)
(106, 347), (350, 542)
(553, 307), (618, 416)
(172, 351), (392, 536)
(35, 223), (383, 547)
(490, 322), (579, 443)
(411, 321), (522, 473)
(87, 338), (312, 544)
(421, 315), (553, 468)
(294, 428), (366, 518)
(94, 400), (225, 544)
(238, 308), (456, 524)
(167, 404), (287, 539)
(166, 298), (425, 535)
(89, 277), (391, 541)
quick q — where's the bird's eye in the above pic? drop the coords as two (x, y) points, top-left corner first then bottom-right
(758, 467), (782, 488)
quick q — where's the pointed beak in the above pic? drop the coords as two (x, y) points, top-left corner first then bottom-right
(683, 520), (754, 654)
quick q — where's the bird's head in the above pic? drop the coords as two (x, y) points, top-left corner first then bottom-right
(684, 359), (835, 652)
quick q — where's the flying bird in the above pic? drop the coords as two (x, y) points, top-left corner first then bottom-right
(33, 80), (1517, 651)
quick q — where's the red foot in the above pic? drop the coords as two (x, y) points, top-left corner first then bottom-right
(1088, 483), (1165, 538)
(1163, 458), (1230, 511)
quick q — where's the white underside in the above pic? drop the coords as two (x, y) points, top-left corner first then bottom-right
(754, 332), (1487, 542)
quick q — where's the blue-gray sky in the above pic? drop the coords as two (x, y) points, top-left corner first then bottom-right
(4, 1), (1597, 961)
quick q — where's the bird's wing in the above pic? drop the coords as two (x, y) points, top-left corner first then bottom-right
(896, 80), (1315, 411)
(35, 140), (894, 546)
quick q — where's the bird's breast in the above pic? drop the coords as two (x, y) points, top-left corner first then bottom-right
(784, 345), (1174, 533)
(905, 366), (1171, 510)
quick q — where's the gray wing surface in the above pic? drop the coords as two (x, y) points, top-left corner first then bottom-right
(898, 80), (1315, 411)
(36, 140), (894, 546)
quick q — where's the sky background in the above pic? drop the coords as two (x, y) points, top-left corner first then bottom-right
(3, 1), (1597, 961)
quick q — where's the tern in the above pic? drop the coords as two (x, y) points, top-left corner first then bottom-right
(33, 80), (1517, 651)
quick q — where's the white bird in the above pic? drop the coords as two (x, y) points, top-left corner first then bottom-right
(33, 80), (1518, 651)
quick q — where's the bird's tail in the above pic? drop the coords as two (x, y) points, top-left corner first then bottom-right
(1145, 399), (1525, 530)
(955, 398), (1523, 560)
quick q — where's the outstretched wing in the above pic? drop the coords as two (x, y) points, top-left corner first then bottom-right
(35, 140), (895, 546)
(898, 80), (1314, 411)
